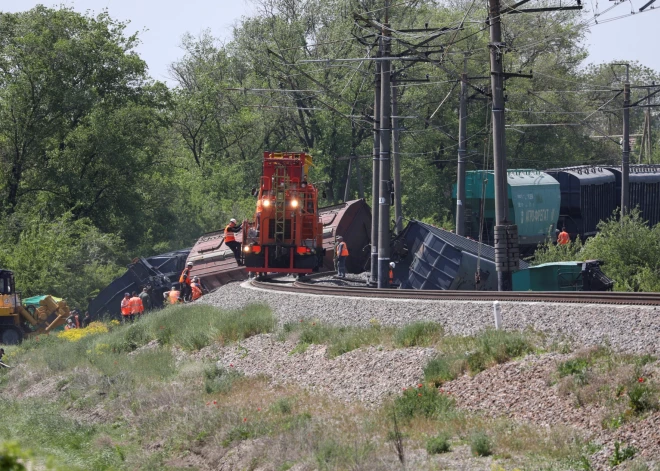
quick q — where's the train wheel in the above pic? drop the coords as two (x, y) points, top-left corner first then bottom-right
(1, 327), (23, 345)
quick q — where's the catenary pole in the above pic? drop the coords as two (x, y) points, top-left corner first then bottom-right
(377, 3), (392, 288)
(647, 88), (653, 163)
(622, 65), (630, 216)
(370, 40), (382, 284)
(456, 55), (468, 236)
(356, 158), (365, 198)
(392, 76), (403, 234)
(488, 0), (516, 291)
(343, 156), (353, 202)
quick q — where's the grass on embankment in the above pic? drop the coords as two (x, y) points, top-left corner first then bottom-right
(0, 304), (641, 470)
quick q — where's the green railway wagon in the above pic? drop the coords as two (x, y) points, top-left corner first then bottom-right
(452, 170), (561, 251)
(512, 261), (584, 291)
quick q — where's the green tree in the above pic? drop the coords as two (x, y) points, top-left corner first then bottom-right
(581, 210), (660, 292)
(0, 213), (125, 309)
(0, 6), (169, 250)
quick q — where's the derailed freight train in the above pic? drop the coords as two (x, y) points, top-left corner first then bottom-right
(453, 165), (660, 253)
(390, 221), (613, 292)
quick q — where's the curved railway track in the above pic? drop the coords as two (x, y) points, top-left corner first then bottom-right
(249, 277), (660, 306)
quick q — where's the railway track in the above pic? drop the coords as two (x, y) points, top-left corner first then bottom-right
(249, 278), (660, 306)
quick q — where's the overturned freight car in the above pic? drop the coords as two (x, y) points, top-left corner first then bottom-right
(390, 221), (529, 291)
(187, 199), (372, 289)
(87, 249), (190, 319)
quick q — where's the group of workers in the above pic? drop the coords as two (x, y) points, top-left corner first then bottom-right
(64, 310), (92, 330)
(118, 260), (207, 322)
(120, 288), (151, 323)
(167, 261), (204, 304)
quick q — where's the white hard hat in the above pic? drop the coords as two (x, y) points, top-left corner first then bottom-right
(187, 261), (193, 266)
(389, 262), (395, 268)
(230, 218), (237, 223)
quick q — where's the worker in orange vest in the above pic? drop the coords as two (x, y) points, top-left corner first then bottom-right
(557, 227), (570, 245)
(389, 262), (395, 286)
(225, 218), (243, 265)
(129, 291), (144, 319)
(335, 236), (349, 278)
(179, 261), (193, 301)
(120, 292), (133, 323)
(191, 277), (203, 301)
(164, 286), (182, 305)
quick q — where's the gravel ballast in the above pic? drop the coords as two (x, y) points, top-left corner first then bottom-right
(200, 280), (660, 354)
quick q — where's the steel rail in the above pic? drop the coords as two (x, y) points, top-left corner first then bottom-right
(249, 279), (660, 306)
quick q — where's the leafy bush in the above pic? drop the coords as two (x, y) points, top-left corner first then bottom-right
(470, 431), (493, 457)
(580, 210), (660, 292)
(627, 381), (658, 414)
(609, 441), (636, 466)
(557, 358), (590, 385)
(204, 364), (243, 394)
(426, 434), (451, 454)
(0, 441), (29, 471)
(423, 354), (466, 386)
(272, 397), (294, 415)
(291, 321), (390, 358)
(0, 213), (125, 309)
(57, 322), (108, 342)
(393, 384), (455, 420)
(395, 322), (443, 347)
(531, 237), (584, 266)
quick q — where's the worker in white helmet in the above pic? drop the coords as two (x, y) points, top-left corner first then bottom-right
(389, 262), (395, 286)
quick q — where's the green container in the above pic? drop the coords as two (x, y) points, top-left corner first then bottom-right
(452, 170), (560, 249)
(513, 261), (584, 291)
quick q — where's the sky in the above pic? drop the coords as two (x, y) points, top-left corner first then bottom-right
(5, 0), (660, 85)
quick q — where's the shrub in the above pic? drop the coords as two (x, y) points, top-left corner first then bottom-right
(423, 355), (465, 386)
(476, 329), (533, 364)
(470, 431), (493, 457)
(557, 358), (590, 385)
(57, 322), (108, 342)
(0, 441), (29, 471)
(609, 441), (636, 466)
(426, 434), (451, 454)
(395, 322), (443, 347)
(627, 382), (658, 414)
(466, 351), (488, 373)
(291, 321), (390, 358)
(204, 364), (243, 394)
(393, 384), (455, 420)
(272, 397), (294, 415)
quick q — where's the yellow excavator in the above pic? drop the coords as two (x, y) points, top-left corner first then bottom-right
(0, 269), (70, 344)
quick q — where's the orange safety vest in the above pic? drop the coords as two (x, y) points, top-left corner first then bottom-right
(224, 225), (236, 243)
(129, 296), (144, 314)
(168, 290), (181, 304)
(557, 231), (570, 245)
(120, 297), (131, 316)
(191, 284), (202, 301)
(389, 269), (394, 284)
(179, 267), (192, 285)
(336, 241), (349, 257)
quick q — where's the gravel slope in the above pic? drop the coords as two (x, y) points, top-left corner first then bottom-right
(200, 281), (660, 354)
(215, 334), (435, 406)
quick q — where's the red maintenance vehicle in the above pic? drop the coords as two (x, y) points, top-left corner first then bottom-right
(242, 151), (326, 275)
